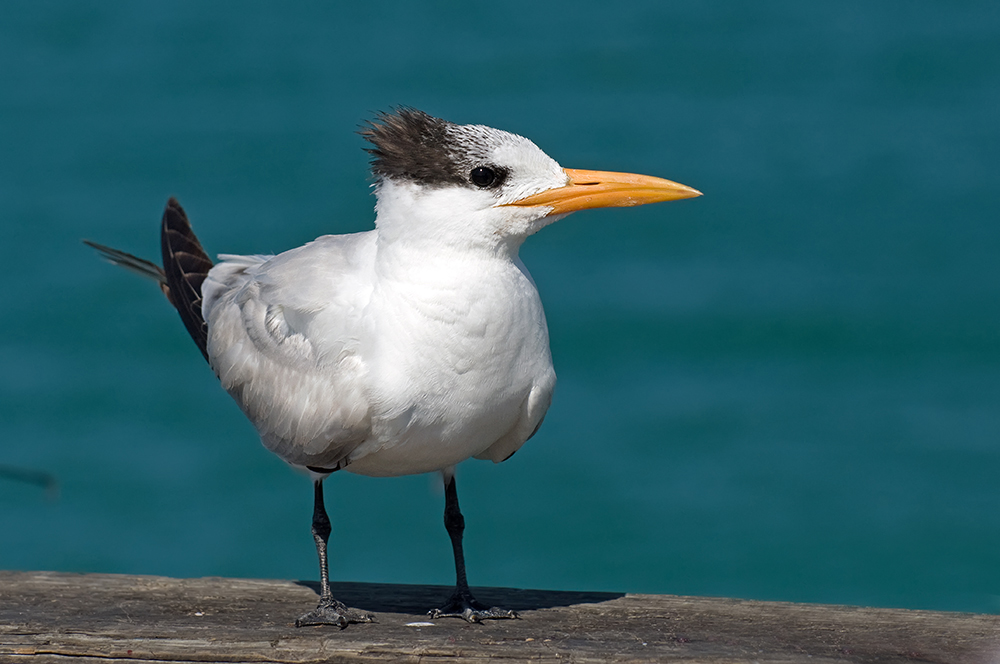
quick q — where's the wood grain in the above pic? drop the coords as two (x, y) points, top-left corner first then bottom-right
(2, 571), (997, 663)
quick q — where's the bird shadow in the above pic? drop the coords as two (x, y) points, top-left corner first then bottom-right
(294, 580), (624, 614)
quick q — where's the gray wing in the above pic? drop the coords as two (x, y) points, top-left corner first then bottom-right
(201, 232), (378, 470)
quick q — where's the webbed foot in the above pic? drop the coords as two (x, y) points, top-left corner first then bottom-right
(428, 589), (519, 623)
(296, 598), (375, 628)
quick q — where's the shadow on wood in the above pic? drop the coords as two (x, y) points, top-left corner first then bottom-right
(295, 579), (625, 613)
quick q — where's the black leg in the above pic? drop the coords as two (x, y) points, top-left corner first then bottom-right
(445, 471), (470, 592)
(310, 479), (335, 604)
(428, 473), (518, 622)
(295, 479), (374, 628)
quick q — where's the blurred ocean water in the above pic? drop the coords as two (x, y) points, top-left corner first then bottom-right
(2, 1), (999, 613)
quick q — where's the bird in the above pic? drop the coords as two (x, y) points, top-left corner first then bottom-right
(86, 108), (701, 628)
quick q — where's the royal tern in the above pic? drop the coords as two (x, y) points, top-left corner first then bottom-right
(86, 108), (700, 627)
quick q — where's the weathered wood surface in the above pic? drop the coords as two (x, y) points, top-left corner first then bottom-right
(1, 571), (998, 663)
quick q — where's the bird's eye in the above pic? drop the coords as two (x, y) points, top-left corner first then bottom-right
(470, 166), (497, 188)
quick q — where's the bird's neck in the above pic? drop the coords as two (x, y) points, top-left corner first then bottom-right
(369, 186), (536, 310)
(372, 180), (526, 260)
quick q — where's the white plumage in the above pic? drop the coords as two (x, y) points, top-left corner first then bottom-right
(87, 109), (700, 627)
(202, 217), (555, 476)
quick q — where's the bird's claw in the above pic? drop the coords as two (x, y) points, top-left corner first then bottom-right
(428, 591), (519, 623)
(295, 598), (375, 628)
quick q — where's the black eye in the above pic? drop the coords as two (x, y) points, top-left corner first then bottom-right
(470, 166), (497, 188)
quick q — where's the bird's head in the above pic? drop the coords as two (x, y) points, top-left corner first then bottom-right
(361, 109), (700, 253)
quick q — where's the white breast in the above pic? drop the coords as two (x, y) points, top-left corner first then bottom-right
(346, 247), (555, 476)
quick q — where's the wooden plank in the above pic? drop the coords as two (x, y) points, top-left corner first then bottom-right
(1, 570), (997, 663)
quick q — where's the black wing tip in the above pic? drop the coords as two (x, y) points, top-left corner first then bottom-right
(160, 197), (213, 364)
(162, 196), (191, 229)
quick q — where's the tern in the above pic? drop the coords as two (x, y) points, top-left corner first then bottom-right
(86, 108), (700, 627)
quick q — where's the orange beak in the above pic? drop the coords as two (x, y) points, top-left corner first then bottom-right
(505, 168), (702, 216)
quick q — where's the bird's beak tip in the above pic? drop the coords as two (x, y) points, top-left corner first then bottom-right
(683, 186), (704, 200)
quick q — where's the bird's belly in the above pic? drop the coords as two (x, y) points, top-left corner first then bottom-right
(344, 307), (553, 477)
(344, 389), (530, 476)
(347, 354), (549, 476)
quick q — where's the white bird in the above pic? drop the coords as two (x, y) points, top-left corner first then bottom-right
(86, 108), (700, 627)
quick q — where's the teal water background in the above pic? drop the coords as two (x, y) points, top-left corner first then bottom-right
(2, 2), (999, 614)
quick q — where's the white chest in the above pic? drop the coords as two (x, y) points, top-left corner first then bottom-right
(348, 253), (554, 474)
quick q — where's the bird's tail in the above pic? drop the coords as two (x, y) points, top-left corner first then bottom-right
(84, 197), (214, 363)
(83, 240), (167, 284)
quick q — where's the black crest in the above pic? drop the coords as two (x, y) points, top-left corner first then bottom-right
(361, 109), (472, 187)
